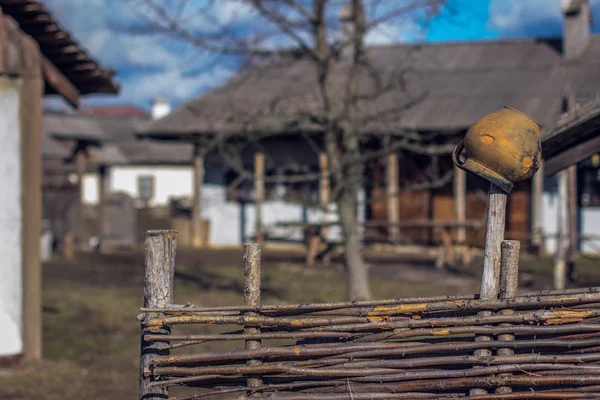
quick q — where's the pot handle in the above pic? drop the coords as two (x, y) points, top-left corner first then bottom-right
(452, 139), (466, 170)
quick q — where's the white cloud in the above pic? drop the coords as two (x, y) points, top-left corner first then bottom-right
(365, 19), (423, 45)
(488, 0), (600, 34)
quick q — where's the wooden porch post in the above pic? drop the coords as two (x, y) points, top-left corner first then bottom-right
(72, 147), (86, 252)
(254, 152), (265, 247)
(191, 143), (204, 248)
(453, 164), (466, 243)
(319, 153), (330, 240)
(567, 164), (578, 281)
(531, 161), (545, 255)
(386, 151), (400, 243)
(20, 34), (44, 362)
(555, 169), (569, 289)
(98, 165), (110, 246)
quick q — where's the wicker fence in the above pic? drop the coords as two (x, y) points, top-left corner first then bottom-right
(138, 230), (600, 400)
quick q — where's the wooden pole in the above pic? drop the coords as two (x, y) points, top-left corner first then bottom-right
(21, 36), (44, 362)
(470, 183), (507, 396)
(98, 165), (110, 247)
(319, 153), (330, 241)
(74, 147), (86, 250)
(555, 170), (569, 290)
(531, 161), (545, 255)
(567, 164), (578, 282)
(495, 240), (520, 394)
(191, 144), (204, 248)
(480, 184), (508, 300)
(386, 151), (400, 243)
(243, 243), (262, 395)
(454, 165), (467, 244)
(139, 230), (177, 400)
(254, 152), (265, 248)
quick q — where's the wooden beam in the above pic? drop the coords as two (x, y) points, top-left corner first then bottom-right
(254, 152), (265, 247)
(41, 55), (79, 107)
(531, 161), (545, 255)
(386, 151), (400, 243)
(545, 133), (600, 176)
(19, 23), (44, 362)
(0, 11), (79, 107)
(191, 144), (204, 248)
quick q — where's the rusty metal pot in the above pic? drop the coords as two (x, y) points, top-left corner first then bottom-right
(452, 106), (541, 193)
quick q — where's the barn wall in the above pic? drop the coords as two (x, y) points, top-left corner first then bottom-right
(0, 77), (23, 357)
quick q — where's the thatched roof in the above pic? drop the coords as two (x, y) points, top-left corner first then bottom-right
(141, 37), (600, 140)
(96, 116), (193, 165)
(44, 110), (106, 142)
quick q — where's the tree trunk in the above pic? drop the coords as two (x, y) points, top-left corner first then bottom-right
(337, 185), (372, 301)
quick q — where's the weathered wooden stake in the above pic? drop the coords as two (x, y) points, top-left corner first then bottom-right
(243, 243), (263, 396)
(139, 230), (177, 400)
(386, 151), (400, 243)
(471, 183), (507, 396)
(495, 239), (520, 394)
(254, 153), (265, 248)
(481, 184), (508, 300)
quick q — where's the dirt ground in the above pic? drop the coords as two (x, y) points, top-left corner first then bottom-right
(0, 245), (598, 400)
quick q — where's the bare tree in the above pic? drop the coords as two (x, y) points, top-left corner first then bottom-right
(123, 0), (452, 300)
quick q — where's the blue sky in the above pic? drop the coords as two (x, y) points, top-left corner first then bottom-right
(42, 0), (600, 112)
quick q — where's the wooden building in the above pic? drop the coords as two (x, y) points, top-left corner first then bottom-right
(541, 97), (600, 257)
(0, 0), (117, 362)
(137, 0), (600, 250)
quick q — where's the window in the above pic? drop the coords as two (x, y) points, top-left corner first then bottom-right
(138, 175), (155, 201)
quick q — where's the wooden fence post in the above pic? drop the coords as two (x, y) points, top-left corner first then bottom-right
(496, 239), (520, 394)
(139, 230), (177, 400)
(243, 243), (263, 397)
(471, 183), (507, 396)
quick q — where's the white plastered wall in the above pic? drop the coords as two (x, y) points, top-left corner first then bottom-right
(0, 77), (23, 357)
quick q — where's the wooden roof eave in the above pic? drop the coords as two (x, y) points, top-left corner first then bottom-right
(542, 101), (600, 176)
(0, 10), (80, 107)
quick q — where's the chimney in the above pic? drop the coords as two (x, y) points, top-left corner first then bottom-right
(562, 0), (592, 60)
(151, 97), (171, 120)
